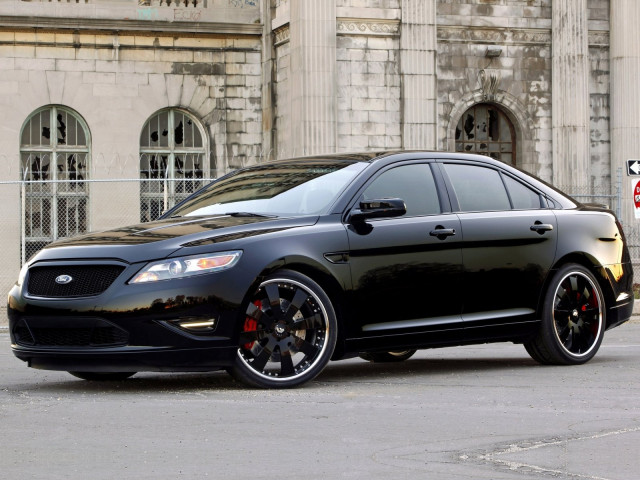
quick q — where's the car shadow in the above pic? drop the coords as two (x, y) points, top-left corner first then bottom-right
(19, 353), (576, 394)
(316, 356), (541, 382)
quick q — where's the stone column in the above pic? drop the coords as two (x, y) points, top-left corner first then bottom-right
(610, 0), (640, 227)
(400, 0), (437, 149)
(288, 0), (337, 156)
(260, 0), (274, 161)
(552, 0), (590, 190)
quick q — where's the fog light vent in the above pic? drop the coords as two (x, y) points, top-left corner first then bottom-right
(171, 317), (218, 333)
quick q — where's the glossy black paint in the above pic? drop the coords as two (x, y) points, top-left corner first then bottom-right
(7, 151), (634, 377)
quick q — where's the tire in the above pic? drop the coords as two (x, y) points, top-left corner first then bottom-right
(524, 264), (605, 365)
(359, 350), (417, 363)
(229, 270), (338, 388)
(68, 372), (136, 381)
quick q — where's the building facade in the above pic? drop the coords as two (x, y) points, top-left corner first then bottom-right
(0, 0), (639, 300)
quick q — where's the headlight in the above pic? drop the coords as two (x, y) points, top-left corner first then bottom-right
(129, 251), (242, 284)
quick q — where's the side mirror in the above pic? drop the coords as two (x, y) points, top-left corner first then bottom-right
(349, 198), (407, 224)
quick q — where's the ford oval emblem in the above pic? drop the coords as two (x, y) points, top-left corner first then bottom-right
(55, 275), (73, 285)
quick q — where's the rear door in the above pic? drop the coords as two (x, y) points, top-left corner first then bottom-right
(440, 161), (558, 333)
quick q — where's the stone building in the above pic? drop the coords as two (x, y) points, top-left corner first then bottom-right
(0, 0), (639, 300)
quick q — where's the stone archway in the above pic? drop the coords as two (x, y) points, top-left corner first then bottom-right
(447, 90), (537, 175)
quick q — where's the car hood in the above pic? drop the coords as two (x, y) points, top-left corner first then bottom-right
(33, 215), (318, 264)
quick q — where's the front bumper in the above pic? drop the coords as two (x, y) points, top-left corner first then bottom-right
(12, 344), (238, 372)
(7, 264), (249, 373)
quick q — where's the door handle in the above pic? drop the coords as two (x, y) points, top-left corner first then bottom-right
(530, 222), (554, 234)
(430, 227), (456, 240)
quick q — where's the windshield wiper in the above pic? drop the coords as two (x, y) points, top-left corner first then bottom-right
(225, 212), (276, 218)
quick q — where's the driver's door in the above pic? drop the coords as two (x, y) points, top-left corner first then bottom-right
(345, 163), (464, 345)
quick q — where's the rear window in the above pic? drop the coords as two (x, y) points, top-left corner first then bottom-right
(444, 164), (511, 212)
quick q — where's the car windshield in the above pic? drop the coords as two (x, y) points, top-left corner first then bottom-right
(169, 160), (367, 218)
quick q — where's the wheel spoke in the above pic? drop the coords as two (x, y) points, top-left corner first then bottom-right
(279, 349), (295, 377)
(285, 287), (309, 321)
(251, 337), (277, 372)
(294, 336), (321, 358)
(563, 329), (574, 350)
(290, 315), (317, 331)
(554, 307), (572, 314)
(581, 307), (600, 318)
(556, 323), (570, 343)
(555, 291), (572, 311)
(245, 301), (262, 320)
(264, 284), (283, 319)
(239, 329), (266, 344)
(569, 275), (579, 297)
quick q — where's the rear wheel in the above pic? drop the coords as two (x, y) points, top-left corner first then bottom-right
(525, 264), (605, 365)
(359, 350), (417, 363)
(229, 270), (337, 388)
(68, 372), (136, 381)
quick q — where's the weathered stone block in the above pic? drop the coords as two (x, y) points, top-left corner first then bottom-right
(83, 72), (116, 84)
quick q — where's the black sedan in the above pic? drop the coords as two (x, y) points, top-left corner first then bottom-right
(7, 151), (634, 388)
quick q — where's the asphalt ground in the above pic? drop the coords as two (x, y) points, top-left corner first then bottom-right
(1, 317), (639, 480)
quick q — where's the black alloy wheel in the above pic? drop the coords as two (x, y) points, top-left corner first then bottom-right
(525, 264), (605, 365)
(359, 350), (417, 363)
(229, 270), (338, 388)
(68, 372), (136, 381)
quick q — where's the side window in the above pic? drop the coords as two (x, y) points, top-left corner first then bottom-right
(444, 163), (510, 212)
(363, 164), (441, 217)
(503, 175), (542, 209)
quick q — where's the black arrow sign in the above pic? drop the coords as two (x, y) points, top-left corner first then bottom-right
(627, 159), (640, 176)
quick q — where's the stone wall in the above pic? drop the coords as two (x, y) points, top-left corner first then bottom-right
(437, 0), (553, 181)
(589, 0), (612, 192)
(274, 33), (291, 158)
(337, 34), (401, 152)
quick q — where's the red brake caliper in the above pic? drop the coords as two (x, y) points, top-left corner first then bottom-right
(242, 300), (261, 350)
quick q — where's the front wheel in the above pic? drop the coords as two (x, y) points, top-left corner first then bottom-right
(525, 264), (605, 365)
(229, 270), (338, 388)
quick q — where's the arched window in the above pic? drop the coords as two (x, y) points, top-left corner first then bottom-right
(140, 108), (208, 222)
(20, 105), (90, 263)
(455, 103), (515, 165)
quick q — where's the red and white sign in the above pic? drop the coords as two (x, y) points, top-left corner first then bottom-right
(634, 179), (640, 219)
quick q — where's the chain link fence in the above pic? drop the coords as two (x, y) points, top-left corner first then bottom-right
(1, 171), (638, 320)
(564, 168), (640, 266)
(20, 177), (215, 263)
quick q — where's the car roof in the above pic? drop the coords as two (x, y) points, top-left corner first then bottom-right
(254, 151), (579, 209)
(272, 150), (511, 167)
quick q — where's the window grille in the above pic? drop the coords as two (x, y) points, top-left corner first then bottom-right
(455, 103), (516, 166)
(140, 109), (209, 222)
(20, 106), (90, 263)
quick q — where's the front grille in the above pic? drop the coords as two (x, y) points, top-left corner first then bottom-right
(27, 265), (125, 298)
(13, 318), (129, 347)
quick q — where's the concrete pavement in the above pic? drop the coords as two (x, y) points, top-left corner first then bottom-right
(1, 321), (640, 479)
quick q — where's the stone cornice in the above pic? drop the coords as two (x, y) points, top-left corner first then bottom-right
(337, 18), (400, 37)
(273, 24), (289, 46)
(438, 26), (609, 47)
(438, 26), (550, 45)
(275, 18), (400, 46)
(588, 30), (610, 47)
(0, 15), (262, 36)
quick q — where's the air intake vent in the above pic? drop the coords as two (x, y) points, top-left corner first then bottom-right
(13, 318), (129, 347)
(27, 265), (125, 298)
